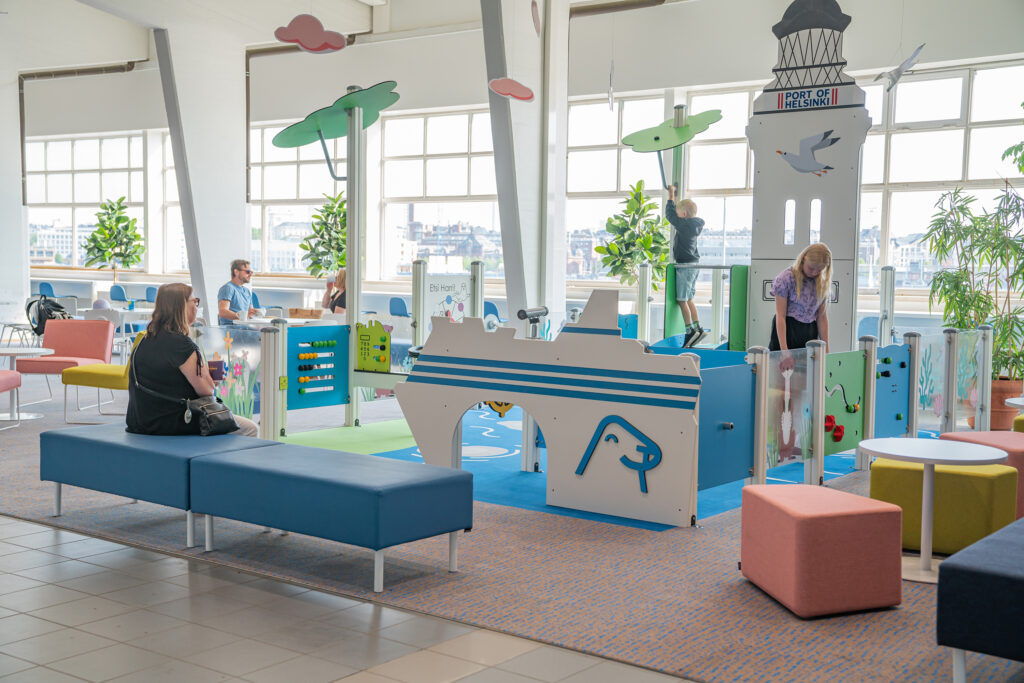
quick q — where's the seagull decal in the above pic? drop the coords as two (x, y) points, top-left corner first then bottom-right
(777, 130), (840, 177)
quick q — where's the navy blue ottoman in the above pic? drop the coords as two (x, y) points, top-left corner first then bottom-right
(190, 444), (474, 591)
(937, 516), (1024, 682)
(40, 423), (279, 546)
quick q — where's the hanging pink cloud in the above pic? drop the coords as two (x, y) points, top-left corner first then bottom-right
(275, 14), (347, 54)
(532, 1), (541, 35)
(489, 77), (534, 102)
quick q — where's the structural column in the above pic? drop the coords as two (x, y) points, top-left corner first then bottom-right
(0, 67), (28, 322)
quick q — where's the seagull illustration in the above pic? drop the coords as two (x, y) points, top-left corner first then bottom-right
(776, 130), (840, 177)
(874, 43), (925, 92)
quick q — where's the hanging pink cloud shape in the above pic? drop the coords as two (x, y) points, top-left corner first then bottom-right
(532, 1), (541, 35)
(275, 14), (347, 54)
(489, 77), (534, 101)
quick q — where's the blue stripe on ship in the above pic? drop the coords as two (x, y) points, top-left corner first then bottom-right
(406, 375), (696, 411)
(417, 354), (700, 386)
(560, 327), (621, 336)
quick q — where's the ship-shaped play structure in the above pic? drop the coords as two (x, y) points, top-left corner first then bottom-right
(396, 290), (702, 526)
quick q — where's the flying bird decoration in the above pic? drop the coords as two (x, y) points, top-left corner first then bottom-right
(874, 43), (925, 92)
(777, 130), (840, 177)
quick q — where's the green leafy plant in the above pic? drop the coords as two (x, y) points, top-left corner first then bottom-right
(82, 197), (144, 279)
(594, 181), (671, 290)
(299, 191), (347, 278)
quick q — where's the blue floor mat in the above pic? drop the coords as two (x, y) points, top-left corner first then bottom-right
(373, 406), (865, 531)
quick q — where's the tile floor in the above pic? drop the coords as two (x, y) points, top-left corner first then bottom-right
(0, 515), (691, 682)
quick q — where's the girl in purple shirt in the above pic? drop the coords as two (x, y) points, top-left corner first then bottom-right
(769, 243), (832, 351)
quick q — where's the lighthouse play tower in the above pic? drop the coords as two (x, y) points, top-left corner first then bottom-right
(746, 0), (870, 352)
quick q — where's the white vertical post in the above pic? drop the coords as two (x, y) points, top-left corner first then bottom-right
(258, 326), (280, 441)
(977, 324), (993, 432)
(522, 410), (540, 473)
(345, 90), (364, 429)
(204, 515), (214, 552)
(905, 332), (921, 438)
(807, 340), (827, 485)
(412, 260), (428, 347)
(274, 318), (288, 437)
(710, 267), (726, 347)
(448, 531), (459, 573)
(373, 549), (384, 592)
(749, 346), (769, 485)
(942, 328), (958, 434)
(879, 265), (895, 344)
(470, 261), (485, 319)
(952, 648), (966, 683)
(54, 482), (61, 517)
(637, 263), (651, 343)
(858, 335), (878, 470)
(186, 510), (195, 548)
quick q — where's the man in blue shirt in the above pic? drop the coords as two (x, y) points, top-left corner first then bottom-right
(217, 259), (257, 325)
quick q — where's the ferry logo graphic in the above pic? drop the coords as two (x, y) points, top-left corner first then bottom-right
(575, 416), (662, 494)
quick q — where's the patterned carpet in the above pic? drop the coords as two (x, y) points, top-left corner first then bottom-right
(2, 384), (1022, 682)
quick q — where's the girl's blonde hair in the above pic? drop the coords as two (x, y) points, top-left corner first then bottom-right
(148, 283), (193, 337)
(791, 243), (832, 303)
(334, 268), (347, 291)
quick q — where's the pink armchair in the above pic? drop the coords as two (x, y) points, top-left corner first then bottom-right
(17, 320), (114, 401)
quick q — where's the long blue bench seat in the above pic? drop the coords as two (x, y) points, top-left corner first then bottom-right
(937, 516), (1024, 682)
(190, 443), (474, 592)
(39, 423), (278, 546)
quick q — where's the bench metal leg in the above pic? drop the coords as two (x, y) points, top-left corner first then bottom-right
(952, 648), (966, 683)
(186, 511), (195, 548)
(373, 550), (384, 593)
(54, 482), (62, 517)
(204, 515), (214, 552)
(448, 531), (459, 573)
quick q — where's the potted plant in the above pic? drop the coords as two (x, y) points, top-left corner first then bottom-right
(594, 180), (671, 290)
(82, 197), (144, 280)
(923, 152), (1024, 429)
(299, 191), (347, 278)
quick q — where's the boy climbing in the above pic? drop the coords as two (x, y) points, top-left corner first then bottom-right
(666, 185), (706, 347)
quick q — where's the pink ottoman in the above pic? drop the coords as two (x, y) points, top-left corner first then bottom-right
(741, 485), (902, 618)
(941, 431), (1024, 519)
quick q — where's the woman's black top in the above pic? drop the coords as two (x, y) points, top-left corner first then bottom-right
(126, 332), (202, 435)
(329, 289), (346, 313)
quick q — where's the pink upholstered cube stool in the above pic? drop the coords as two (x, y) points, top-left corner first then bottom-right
(741, 484), (902, 618)
(941, 431), (1024, 519)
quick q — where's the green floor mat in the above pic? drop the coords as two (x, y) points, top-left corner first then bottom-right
(281, 419), (416, 455)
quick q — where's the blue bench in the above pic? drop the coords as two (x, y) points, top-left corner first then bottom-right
(190, 444), (473, 592)
(40, 423), (277, 547)
(937, 516), (1024, 682)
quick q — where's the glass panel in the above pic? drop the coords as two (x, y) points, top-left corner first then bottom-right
(859, 192), (882, 289)
(298, 163), (336, 200)
(165, 206), (187, 272)
(687, 143), (747, 189)
(250, 168), (262, 201)
(689, 92), (748, 139)
(27, 207), (73, 266)
(809, 198), (821, 244)
(26, 174), (46, 204)
(469, 156), (496, 195)
(426, 158), (468, 196)
(621, 98), (666, 139)
(249, 129), (262, 163)
(265, 204), (316, 273)
(250, 206), (262, 272)
(426, 114), (468, 154)
(568, 102), (618, 147)
(888, 190), (944, 288)
(566, 197), (625, 279)
(299, 137), (326, 161)
(765, 348), (814, 470)
(74, 172), (100, 203)
(971, 65), (1024, 122)
(130, 136), (143, 167)
(384, 159), (424, 197)
(619, 148), (661, 191)
(384, 118), (424, 156)
(163, 135), (174, 166)
(888, 130), (964, 182)
(74, 206), (101, 266)
(471, 113), (493, 152)
(862, 83), (884, 127)
(130, 171), (144, 202)
(566, 150), (617, 192)
(101, 137), (129, 168)
(195, 326), (262, 419)
(165, 170), (179, 202)
(261, 127), (296, 162)
(101, 172), (129, 201)
(861, 134), (884, 184)
(262, 165), (298, 200)
(894, 77), (963, 123)
(73, 139), (100, 169)
(916, 334), (946, 435)
(968, 125), (1024, 180)
(783, 199), (795, 245)
(382, 201), (501, 278)
(25, 142), (45, 171)
(691, 195), (754, 266)
(48, 173), (73, 203)
(47, 141), (72, 171)
(955, 330), (982, 431)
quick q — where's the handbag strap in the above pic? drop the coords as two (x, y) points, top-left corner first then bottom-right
(129, 336), (188, 407)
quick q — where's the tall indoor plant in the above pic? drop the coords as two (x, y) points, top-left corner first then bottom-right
(299, 191), (347, 278)
(82, 196), (145, 280)
(595, 180), (671, 290)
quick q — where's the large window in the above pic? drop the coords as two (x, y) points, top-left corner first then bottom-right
(26, 134), (144, 268)
(379, 110), (500, 278)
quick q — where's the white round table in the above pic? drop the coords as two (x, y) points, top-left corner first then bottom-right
(1006, 396), (1024, 411)
(0, 347), (54, 421)
(857, 437), (1008, 583)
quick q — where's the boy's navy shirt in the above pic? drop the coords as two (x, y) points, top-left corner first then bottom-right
(666, 200), (705, 264)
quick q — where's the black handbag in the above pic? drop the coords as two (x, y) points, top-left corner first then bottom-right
(130, 340), (239, 436)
